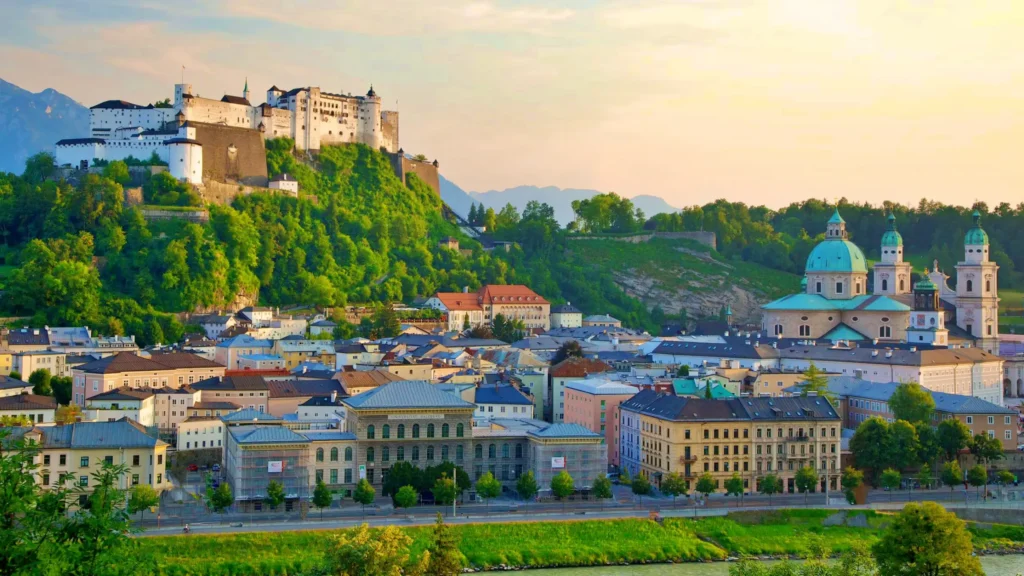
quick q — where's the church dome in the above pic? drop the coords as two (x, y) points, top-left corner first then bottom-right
(881, 212), (902, 247)
(806, 240), (868, 273)
(964, 210), (989, 245)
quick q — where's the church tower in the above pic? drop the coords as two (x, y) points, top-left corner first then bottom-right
(873, 212), (913, 296)
(242, 78), (250, 102)
(907, 271), (948, 347)
(955, 210), (999, 352)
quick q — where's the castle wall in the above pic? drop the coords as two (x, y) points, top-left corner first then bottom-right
(182, 97), (258, 129)
(399, 156), (440, 194)
(189, 122), (268, 186)
(381, 111), (400, 152)
(90, 108), (174, 139)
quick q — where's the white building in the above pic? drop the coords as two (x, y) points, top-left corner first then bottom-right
(268, 173), (299, 196)
(177, 417), (225, 451)
(471, 385), (535, 424)
(0, 394), (57, 424)
(85, 388), (156, 427)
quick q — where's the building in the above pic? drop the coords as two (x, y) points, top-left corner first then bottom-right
(84, 388), (156, 427)
(0, 375), (33, 398)
(274, 339), (335, 370)
(0, 393), (57, 424)
(176, 417), (225, 451)
(3, 327), (50, 352)
(298, 395), (346, 422)
(550, 303), (583, 329)
(71, 352), (225, 405)
(215, 335), (274, 370)
(46, 327), (138, 358)
(583, 314), (622, 328)
(335, 369), (405, 396)
(425, 285), (551, 332)
(650, 339), (778, 371)
(191, 375), (270, 413)
(621, 394), (841, 494)
(549, 357), (615, 423)
(266, 378), (346, 417)
(472, 385), (534, 424)
(13, 350), (69, 379)
(193, 314), (238, 339)
(186, 401), (241, 418)
(150, 386), (202, 432)
(563, 378), (638, 468)
(237, 354), (285, 371)
(335, 343), (386, 369)
(9, 419), (169, 503)
(268, 173), (299, 195)
(0, 348), (11, 376)
(309, 319), (336, 337)
(751, 370), (838, 398)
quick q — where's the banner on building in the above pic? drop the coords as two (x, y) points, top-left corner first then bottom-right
(551, 457), (565, 469)
(359, 465), (367, 479)
(268, 461), (283, 473)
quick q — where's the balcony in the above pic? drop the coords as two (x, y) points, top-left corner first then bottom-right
(679, 455), (697, 464)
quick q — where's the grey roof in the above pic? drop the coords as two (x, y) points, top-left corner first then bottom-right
(216, 335), (272, 348)
(474, 385), (532, 406)
(220, 408), (282, 423)
(89, 388), (155, 402)
(229, 425), (308, 445)
(34, 418), (163, 448)
(814, 377), (1015, 415)
(267, 379), (344, 398)
(0, 375), (30, 391)
(343, 380), (475, 410)
(777, 344), (1001, 366)
(618, 388), (661, 413)
(300, 396), (344, 407)
(551, 304), (582, 314)
(528, 423), (601, 439)
(652, 340), (779, 360)
(630, 394), (840, 422)
(0, 394), (57, 411)
(301, 430), (356, 441)
(584, 314), (620, 323)
(310, 319), (337, 327)
(741, 396), (840, 420)
(191, 375), (268, 391)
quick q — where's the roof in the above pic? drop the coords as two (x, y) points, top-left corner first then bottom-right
(828, 207), (845, 224)
(778, 344), (1001, 367)
(618, 388), (662, 413)
(90, 99), (147, 110)
(821, 377), (1015, 415)
(27, 418), (164, 449)
(6, 328), (49, 346)
(474, 385), (533, 405)
(336, 369), (404, 393)
(191, 375), (269, 391)
(147, 352), (223, 369)
(343, 380), (474, 410)
(550, 357), (614, 378)
(527, 423), (601, 439)
(310, 319), (336, 327)
(217, 335), (273, 349)
(191, 401), (241, 410)
(300, 396), (344, 407)
(0, 394), (57, 411)
(479, 285), (549, 305)
(267, 379), (345, 398)
(565, 379), (638, 395)
(652, 340), (779, 360)
(762, 293), (911, 312)
(220, 408), (282, 423)
(822, 323), (868, 342)
(551, 303), (582, 314)
(301, 430), (357, 441)
(635, 395), (839, 422)
(229, 425), (308, 445)
(881, 213), (903, 247)
(238, 354), (283, 361)
(0, 376), (31, 391)
(220, 94), (251, 106)
(56, 138), (106, 146)
(432, 293), (482, 311)
(270, 173), (296, 182)
(584, 314), (620, 323)
(965, 210), (989, 245)
(742, 396), (840, 420)
(89, 388), (154, 402)
(76, 352), (222, 374)
(806, 237), (867, 274)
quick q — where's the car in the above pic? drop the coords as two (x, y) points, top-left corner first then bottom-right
(187, 464), (199, 472)
(212, 464), (221, 472)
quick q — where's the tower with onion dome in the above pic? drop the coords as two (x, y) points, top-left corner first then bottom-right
(955, 210), (999, 353)
(872, 212), (913, 296)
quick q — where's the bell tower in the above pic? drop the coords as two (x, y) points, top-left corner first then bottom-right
(955, 210), (999, 353)
(873, 212), (912, 296)
(907, 271), (948, 347)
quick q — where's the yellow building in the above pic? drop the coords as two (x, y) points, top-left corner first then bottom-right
(623, 394), (840, 494)
(9, 418), (170, 506)
(750, 370), (839, 398)
(0, 349), (13, 376)
(274, 339), (336, 370)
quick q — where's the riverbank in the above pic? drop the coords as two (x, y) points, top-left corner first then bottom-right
(134, 509), (1024, 576)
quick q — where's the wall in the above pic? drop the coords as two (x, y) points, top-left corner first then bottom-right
(567, 231), (717, 250)
(140, 208), (209, 224)
(388, 153), (440, 195)
(189, 122), (268, 186)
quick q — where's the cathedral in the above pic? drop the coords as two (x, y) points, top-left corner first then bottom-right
(761, 208), (999, 353)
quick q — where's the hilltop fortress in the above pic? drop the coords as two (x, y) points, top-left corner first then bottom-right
(54, 81), (437, 193)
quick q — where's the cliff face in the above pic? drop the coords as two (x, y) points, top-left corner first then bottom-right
(0, 79), (89, 173)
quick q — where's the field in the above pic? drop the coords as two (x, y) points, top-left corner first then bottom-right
(131, 510), (1024, 576)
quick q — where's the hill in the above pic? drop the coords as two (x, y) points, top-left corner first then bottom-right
(0, 79), (88, 174)
(439, 174), (476, 219)
(462, 184), (677, 225)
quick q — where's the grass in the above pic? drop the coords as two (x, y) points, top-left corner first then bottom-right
(133, 511), (1024, 575)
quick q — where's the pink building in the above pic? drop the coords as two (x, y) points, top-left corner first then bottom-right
(563, 378), (639, 468)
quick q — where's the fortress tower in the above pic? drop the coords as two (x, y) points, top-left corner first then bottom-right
(872, 212), (913, 296)
(955, 210), (1000, 353)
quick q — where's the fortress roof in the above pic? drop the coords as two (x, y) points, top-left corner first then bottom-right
(56, 138), (106, 146)
(220, 95), (251, 106)
(91, 100), (150, 110)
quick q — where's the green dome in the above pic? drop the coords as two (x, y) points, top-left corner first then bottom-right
(964, 210), (989, 245)
(914, 276), (937, 291)
(881, 212), (902, 247)
(805, 239), (868, 274)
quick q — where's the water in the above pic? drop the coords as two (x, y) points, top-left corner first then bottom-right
(523, 555), (1024, 576)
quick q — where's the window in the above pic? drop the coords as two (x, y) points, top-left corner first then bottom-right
(43, 455), (51, 465)
(397, 424), (405, 439)
(80, 476), (88, 487)
(427, 446), (435, 460)
(316, 448), (324, 462)
(427, 424), (435, 438)
(413, 424), (420, 438)
(488, 444), (496, 459)
(366, 425), (375, 439)
(382, 424), (390, 439)
(441, 446), (449, 461)
(774, 324), (783, 335)
(330, 469), (338, 484)
(879, 326), (891, 338)
(516, 444), (523, 458)
(456, 445), (464, 461)
(456, 423), (464, 437)
(442, 423), (450, 438)
(366, 447), (374, 462)
(1006, 430), (1013, 440)
(816, 281), (822, 293)
(988, 416), (995, 424)
(502, 443), (510, 459)
(1007, 416), (1013, 425)
(881, 279), (888, 291)
(382, 447), (390, 462)
(966, 279), (973, 292)
(80, 456), (89, 468)
(966, 416), (973, 424)
(836, 282), (844, 294)
(59, 454), (66, 466)
(331, 447), (339, 462)
(799, 325), (810, 336)
(316, 469), (324, 483)
(475, 444), (483, 459)
(412, 446), (420, 461)
(344, 447), (353, 461)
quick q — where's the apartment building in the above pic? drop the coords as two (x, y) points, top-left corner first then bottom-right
(71, 352), (225, 405)
(190, 375), (270, 413)
(564, 378), (638, 468)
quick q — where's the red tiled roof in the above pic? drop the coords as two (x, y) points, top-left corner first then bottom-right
(479, 284), (548, 305)
(434, 293), (482, 311)
(335, 369), (404, 394)
(550, 357), (614, 378)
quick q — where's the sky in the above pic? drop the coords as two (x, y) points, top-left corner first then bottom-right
(3, 0), (1024, 209)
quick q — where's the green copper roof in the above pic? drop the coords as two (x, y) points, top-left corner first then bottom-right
(800, 276), (808, 289)
(828, 208), (845, 224)
(806, 239), (868, 273)
(914, 276), (938, 291)
(822, 323), (868, 342)
(762, 293), (911, 312)
(881, 212), (903, 247)
(964, 210), (989, 245)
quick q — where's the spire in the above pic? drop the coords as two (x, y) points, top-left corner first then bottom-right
(828, 207), (845, 225)
(886, 211), (896, 230)
(242, 77), (250, 102)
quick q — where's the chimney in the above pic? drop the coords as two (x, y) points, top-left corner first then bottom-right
(330, 390), (337, 403)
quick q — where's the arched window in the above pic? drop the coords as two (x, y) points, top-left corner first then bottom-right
(366, 425), (375, 439)
(330, 447), (338, 462)
(475, 444), (483, 459)
(881, 279), (888, 291)
(397, 424), (405, 439)
(382, 424), (390, 439)
(855, 283), (861, 294)
(456, 445), (464, 461)
(397, 446), (405, 461)
(442, 423), (450, 438)
(382, 447), (390, 462)
(427, 424), (435, 438)
(441, 445), (449, 461)
(986, 280), (991, 292)
(412, 446), (420, 461)
(344, 447), (353, 461)
(515, 444), (523, 458)
(316, 448), (324, 462)
(815, 281), (822, 293)
(899, 279), (905, 291)
(488, 444), (496, 459)
(427, 446), (435, 460)
(412, 424), (420, 438)
(502, 443), (510, 459)
(967, 279), (974, 292)
(366, 447), (375, 462)
(456, 423), (465, 438)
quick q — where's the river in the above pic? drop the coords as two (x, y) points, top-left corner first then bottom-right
(523, 556), (1024, 576)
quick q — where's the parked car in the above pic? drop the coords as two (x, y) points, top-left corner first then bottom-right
(187, 464), (199, 472)
(212, 464), (221, 472)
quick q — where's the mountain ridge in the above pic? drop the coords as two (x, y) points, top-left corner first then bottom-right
(0, 78), (89, 174)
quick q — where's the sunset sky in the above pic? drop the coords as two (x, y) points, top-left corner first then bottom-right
(4, 1), (1023, 208)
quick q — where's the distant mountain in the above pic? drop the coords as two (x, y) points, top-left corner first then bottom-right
(0, 78), (89, 174)
(439, 174), (477, 219)
(457, 185), (677, 225)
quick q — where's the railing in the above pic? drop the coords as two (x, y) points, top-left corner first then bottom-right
(679, 455), (697, 464)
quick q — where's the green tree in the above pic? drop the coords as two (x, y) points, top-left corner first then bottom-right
(426, 512), (464, 576)
(432, 473), (459, 507)
(516, 470), (539, 501)
(937, 418), (972, 462)
(917, 462), (932, 491)
(207, 482), (234, 514)
(312, 480), (333, 520)
(550, 470), (575, 510)
(996, 470), (1015, 486)
(800, 362), (835, 402)
(795, 466), (819, 505)
(353, 478), (376, 513)
(966, 465), (987, 499)
(850, 417), (891, 484)
(887, 420), (920, 471)
(871, 502), (984, 576)
(841, 467), (864, 505)
(0, 415), (31, 426)
(914, 422), (941, 468)
(676, 365), (690, 377)
(128, 483), (160, 524)
(631, 471), (651, 504)
(889, 383), (935, 425)
(7, 371), (21, 381)
(325, 524), (420, 576)
(724, 473), (745, 507)
(880, 468), (902, 502)
(475, 472), (501, 514)
(592, 474), (613, 505)
(695, 473), (716, 501)
(759, 474), (782, 507)
(483, 207), (497, 232)
(660, 472), (687, 506)
(102, 160), (131, 187)
(940, 460), (962, 496)
(382, 461), (423, 503)
(552, 340), (584, 364)
(394, 485), (418, 511)
(50, 376), (73, 405)
(28, 369), (52, 396)
(265, 480), (286, 509)
(969, 433), (1004, 466)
